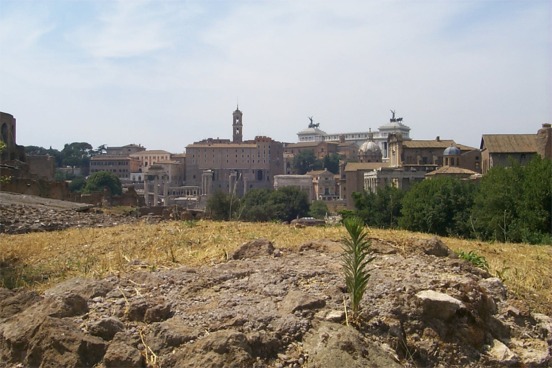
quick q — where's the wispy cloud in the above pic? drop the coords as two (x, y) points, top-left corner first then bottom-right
(0, 0), (550, 152)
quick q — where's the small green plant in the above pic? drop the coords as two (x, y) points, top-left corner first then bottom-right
(341, 216), (374, 322)
(457, 250), (489, 271)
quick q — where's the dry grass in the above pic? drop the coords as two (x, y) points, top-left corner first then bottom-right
(1, 220), (550, 315)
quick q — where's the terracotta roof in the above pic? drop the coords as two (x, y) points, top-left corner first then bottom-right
(91, 155), (132, 161)
(286, 141), (338, 148)
(425, 166), (479, 176)
(402, 140), (472, 150)
(480, 134), (537, 153)
(186, 143), (257, 149)
(338, 142), (358, 147)
(344, 162), (389, 172)
(130, 150), (172, 156)
(306, 169), (333, 176)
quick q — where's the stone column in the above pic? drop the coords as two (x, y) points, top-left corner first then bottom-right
(163, 176), (169, 205)
(153, 175), (159, 206)
(144, 178), (149, 207)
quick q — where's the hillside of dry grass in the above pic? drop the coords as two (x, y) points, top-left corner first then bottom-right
(1, 220), (551, 315)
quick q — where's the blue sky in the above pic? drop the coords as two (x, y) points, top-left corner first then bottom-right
(1, 0), (550, 153)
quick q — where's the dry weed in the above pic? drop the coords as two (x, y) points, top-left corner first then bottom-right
(0, 220), (550, 315)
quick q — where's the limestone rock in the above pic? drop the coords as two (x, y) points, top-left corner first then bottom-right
(303, 321), (402, 368)
(230, 238), (275, 259)
(104, 341), (144, 368)
(416, 290), (465, 320)
(0, 289), (41, 320)
(485, 339), (518, 365)
(172, 330), (254, 368)
(280, 290), (326, 314)
(479, 277), (507, 301)
(88, 317), (125, 341)
(415, 237), (453, 257)
(144, 302), (172, 323)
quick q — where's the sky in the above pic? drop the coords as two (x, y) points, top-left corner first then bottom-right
(1, 0), (550, 153)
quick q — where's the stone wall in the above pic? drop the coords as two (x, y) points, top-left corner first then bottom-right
(1, 178), (145, 207)
(27, 155), (56, 181)
(0, 178), (71, 200)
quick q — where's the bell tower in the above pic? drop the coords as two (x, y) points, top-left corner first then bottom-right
(232, 106), (243, 143)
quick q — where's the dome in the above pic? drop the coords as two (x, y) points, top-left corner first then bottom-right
(359, 141), (381, 153)
(443, 146), (461, 156)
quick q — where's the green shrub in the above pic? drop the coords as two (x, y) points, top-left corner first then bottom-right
(457, 250), (489, 271)
(341, 216), (374, 322)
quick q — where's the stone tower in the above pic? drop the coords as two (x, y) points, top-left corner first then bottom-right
(536, 123), (552, 159)
(232, 106), (243, 143)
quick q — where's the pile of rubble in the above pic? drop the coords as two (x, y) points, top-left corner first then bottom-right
(0, 203), (138, 234)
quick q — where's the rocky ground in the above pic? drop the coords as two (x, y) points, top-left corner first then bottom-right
(0, 236), (550, 367)
(1, 193), (551, 367)
(0, 192), (138, 234)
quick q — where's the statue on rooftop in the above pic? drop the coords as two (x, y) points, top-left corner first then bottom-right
(308, 116), (319, 128)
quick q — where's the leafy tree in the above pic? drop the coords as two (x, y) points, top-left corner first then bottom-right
(95, 144), (107, 155)
(292, 150), (321, 174)
(518, 156), (552, 242)
(206, 190), (240, 221)
(68, 176), (87, 193)
(61, 142), (94, 168)
(82, 171), (122, 195)
(323, 153), (341, 174)
(471, 157), (551, 243)
(399, 176), (477, 237)
(270, 186), (310, 222)
(353, 185), (404, 228)
(239, 188), (274, 222)
(309, 200), (329, 219)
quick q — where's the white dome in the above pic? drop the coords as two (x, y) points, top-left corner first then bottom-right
(360, 141), (381, 153)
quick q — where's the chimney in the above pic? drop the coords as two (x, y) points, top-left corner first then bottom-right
(436, 136), (440, 142)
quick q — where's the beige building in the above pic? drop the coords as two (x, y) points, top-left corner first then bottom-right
(343, 162), (389, 207)
(273, 175), (313, 200)
(425, 145), (480, 180)
(283, 141), (339, 175)
(480, 124), (552, 174)
(388, 134), (480, 172)
(185, 107), (284, 197)
(129, 150), (172, 171)
(89, 155), (141, 180)
(306, 169), (338, 200)
(106, 144), (145, 156)
(341, 134), (481, 209)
